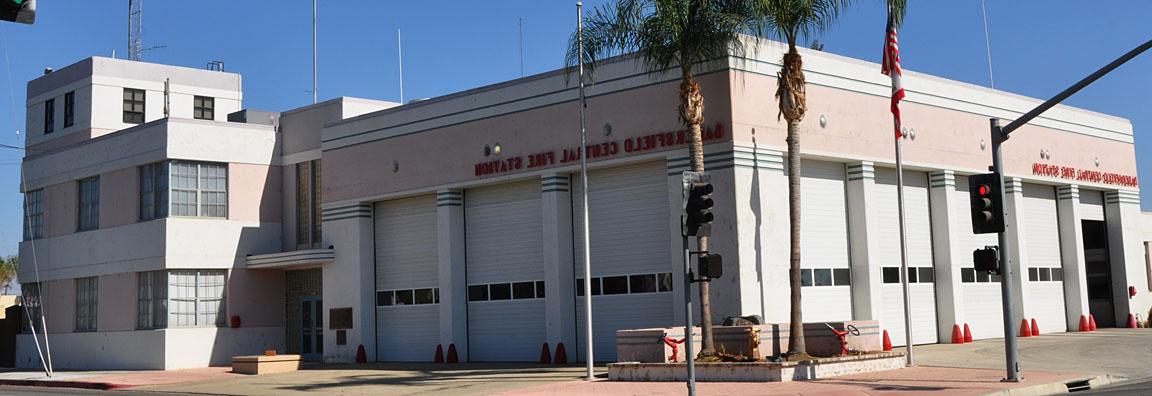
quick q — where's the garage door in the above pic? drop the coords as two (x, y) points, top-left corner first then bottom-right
(955, 175), (1003, 340)
(374, 195), (440, 361)
(573, 161), (674, 362)
(1021, 184), (1066, 333)
(1080, 189), (1105, 222)
(800, 160), (853, 322)
(875, 168), (938, 346)
(465, 180), (546, 361)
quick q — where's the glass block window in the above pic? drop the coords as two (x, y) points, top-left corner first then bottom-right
(123, 88), (145, 124)
(296, 160), (322, 249)
(75, 277), (98, 332)
(23, 189), (43, 240)
(77, 176), (100, 231)
(193, 96), (214, 120)
(168, 269), (227, 327)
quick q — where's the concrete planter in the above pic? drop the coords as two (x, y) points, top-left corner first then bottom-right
(617, 320), (881, 363)
(608, 351), (905, 382)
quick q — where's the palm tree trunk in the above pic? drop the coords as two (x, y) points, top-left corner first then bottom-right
(777, 44), (808, 357)
(679, 70), (715, 356)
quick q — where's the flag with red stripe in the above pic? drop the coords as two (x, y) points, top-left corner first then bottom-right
(881, 17), (905, 140)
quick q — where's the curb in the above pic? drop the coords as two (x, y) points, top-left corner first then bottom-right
(982, 374), (1123, 396)
(0, 378), (133, 390)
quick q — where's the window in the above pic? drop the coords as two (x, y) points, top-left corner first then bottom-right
(63, 91), (75, 128)
(629, 274), (657, 294)
(171, 161), (228, 218)
(396, 289), (415, 305)
(882, 267), (900, 284)
(576, 273), (673, 297)
(512, 282), (535, 299)
(801, 269), (814, 287)
(77, 176), (100, 231)
(961, 268), (976, 283)
(833, 268), (852, 286)
(139, 162), (169, 221)
(23, 189), (43, 240)
(376, 290), (394, 306)
(489, 283), (512, 300)
(803, 267), (852, 287)
(75, 277), (98, 331)
(193, 96), (214, 120)
(601, 276), (628, 295)
(917, 267), (935, 283)
(168, 270), (226, 327)
(882, 267), (934, 284)
(138, 271), (167, 329)
(123, 88), (145, 124)
(43, 98), (54, 134)
(535, 281), (545, 298)
(21, 282), (42, 332)
(814, 269), (833, 286)
(376, 288), (439, 306)
(468, 285), (488, 302)
(1028, 267), (1062, 283)
(296, 160), (322, 249)
(658, 273), (673, 292)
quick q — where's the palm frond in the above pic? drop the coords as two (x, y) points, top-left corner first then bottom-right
(753, 0), (854, 47)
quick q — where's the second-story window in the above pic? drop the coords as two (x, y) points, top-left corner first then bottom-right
(140, 162), (169, 221)
(24, 189), (43, 240)
(43, 98), (54, 134)
(63, 91), (75, 128)
(296, 160), (322, 249)
(77, 176), (100, 231)
(123, 88), (145, 124)
(193, 96), (214, 120)
(171, 161), (227, 218)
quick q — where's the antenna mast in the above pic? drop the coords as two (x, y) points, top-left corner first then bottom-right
(128, 0), (142, 61)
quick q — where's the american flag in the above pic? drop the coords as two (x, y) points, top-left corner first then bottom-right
(881, 17), (905, 140)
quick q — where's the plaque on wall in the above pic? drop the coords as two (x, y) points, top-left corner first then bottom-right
(329, 307), (353, 330)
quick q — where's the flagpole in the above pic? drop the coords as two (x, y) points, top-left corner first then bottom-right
(895, 127), (914, 367)
(576, 0), (595, 381)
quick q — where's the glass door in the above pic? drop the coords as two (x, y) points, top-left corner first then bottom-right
(300, 296), (323, 360)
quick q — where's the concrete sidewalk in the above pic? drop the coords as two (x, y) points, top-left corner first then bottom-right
(0, 367), (239, 389)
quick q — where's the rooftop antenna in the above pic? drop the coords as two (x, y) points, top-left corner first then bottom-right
(980, 0), (995, 88)
(312, 0), (317, 103)
(127, 0), (165, 61)
(518, 18), (524, 77)
(398, 28), (404, 103)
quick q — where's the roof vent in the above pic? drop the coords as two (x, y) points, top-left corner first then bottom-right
(43, 67), (52, 75)
(206, 61), (224, 72)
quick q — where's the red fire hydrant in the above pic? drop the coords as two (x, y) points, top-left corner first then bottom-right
(661, 335), (687, 362)
(824, 324), (860, 356)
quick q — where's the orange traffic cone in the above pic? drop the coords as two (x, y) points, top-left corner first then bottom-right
(1030, 318), (1040, 336)
(554, 343), (568, 364)
(1127, 313), (1138, 329)
(355, 345), (367, 363)
(1078, 315), (1090, 332)
(882, 330), (893, 351)
(539, 343), (552, 364)
(951, 324), (964, 344)
(446, 344), (459, 363)
(1018, 319), (1032, 337)
(434, 344), (445, 363)
(963, 323), (973, 343)
(1089, 314), (1098, 331)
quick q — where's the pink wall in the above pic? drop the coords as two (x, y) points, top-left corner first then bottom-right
(99, 167), (138, 229)
(228, 163), (282, 222)
(43, 278), (75, 334)
(97, 272), (137, 331)
(324, 72), (732, 203)
(729, 72), (1137, 184)
(227, 268), (285, 327)
(43, 181), (77, 238)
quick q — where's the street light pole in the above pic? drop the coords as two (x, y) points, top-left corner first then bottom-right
(576, 1), (595, 381)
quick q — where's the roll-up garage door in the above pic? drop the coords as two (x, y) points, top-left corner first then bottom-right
(875, 168), (938, 346)
(800, 160), (853, 322)
(1021, 184), (1066, 333)
(375, 195), (440, 361)
(465, 180), (546, 361)
(955, 175), (1003, 340)
(573, 161), (674, 362)
(1080, 190), (1105, 222)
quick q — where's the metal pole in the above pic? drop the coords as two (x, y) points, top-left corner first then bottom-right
(576, 1), (595, 381)
(682, 234), (696, 396)
(991, 118), (1021, 382)
(312, 0), (317, 104)
(894, 131), (914, 366)
(398, 28), (404, 104)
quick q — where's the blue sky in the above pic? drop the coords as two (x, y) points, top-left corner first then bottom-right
(0, 1), (1148, 258)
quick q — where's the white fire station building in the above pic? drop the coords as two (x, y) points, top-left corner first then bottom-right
(17, 38), (1152, 369)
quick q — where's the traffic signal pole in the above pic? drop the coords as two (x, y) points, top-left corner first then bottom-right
(986, 37), (1152, 383)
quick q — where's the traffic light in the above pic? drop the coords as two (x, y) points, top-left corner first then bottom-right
(683, 176), (714, 237)
(698, 253), (723, 280)
(973, 245), (1000, 274)
(0, 0), (34, 24)
(968, 172), (1004, 234)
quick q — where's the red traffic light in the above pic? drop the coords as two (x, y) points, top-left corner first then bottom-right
(977, 184), (990, 196)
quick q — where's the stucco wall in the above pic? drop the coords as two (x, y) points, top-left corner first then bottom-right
(229, 163), (282, 223)
(42, 181), (77, 238)
(227, 268), (285, 328)
(97, 272), (137, 332)
(99, 167), (139, 229)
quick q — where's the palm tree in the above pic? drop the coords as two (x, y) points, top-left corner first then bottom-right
(754, 0), (905, 358)
(567, 0), (759, 357)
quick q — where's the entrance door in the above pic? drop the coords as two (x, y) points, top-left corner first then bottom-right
(300, 296), (324, 360)
(1082, 220), (1115, 327)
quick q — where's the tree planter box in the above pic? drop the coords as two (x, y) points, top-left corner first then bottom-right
(608, 351), (905, 382)
(616, 320), (880, 363)
(232, 354), (301, 375)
